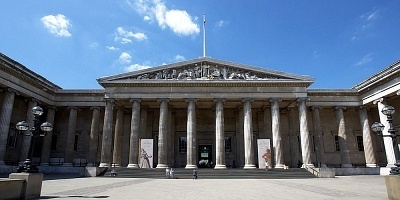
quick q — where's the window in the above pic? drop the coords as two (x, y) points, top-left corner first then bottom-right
(179, 137), (187, 153)
(51, 135), (58, 151)
(356, 136), (364, 151)
(225, 137), (232, 153)
(334, 135), (340, 151)
(74, 135), (79, 151)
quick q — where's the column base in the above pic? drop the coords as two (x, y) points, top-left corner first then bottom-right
(243, 164), (256, 169)
(387, 164), (397, 168)
(156, 164), (168, 169)
(127, 164), (139, 168)
(99, 163), (110, 167)
(274, 164), (285, 169)
(366, 163), (378, 168)
(302, 164), (315, 168)
(214, 165), (227, 169)
(185, 165), (197, 169)
(341, 164), (353, 168)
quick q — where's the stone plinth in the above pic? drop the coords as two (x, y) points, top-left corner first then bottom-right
(385, 175), (400, 200)
(9, 173), (43, 199)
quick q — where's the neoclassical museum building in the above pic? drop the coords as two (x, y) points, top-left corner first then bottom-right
(0, 52), (399, 171)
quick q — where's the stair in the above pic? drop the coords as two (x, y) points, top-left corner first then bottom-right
(102, 168), (316, 179)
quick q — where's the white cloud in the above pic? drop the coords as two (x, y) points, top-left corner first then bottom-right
(124, 64), (151, 72)
(41, 14), (72, 37)
(352, 9), (380, 41)
(114, 27), (148, 44)
(355, 53), (373, 66)
(165, 10), (200, 36)
(106, 46), (119, 51)
(174, 54), (185, 62)
(130, 0), (199, 36)
(216, 20), (229, 27)
(119, 52), (132, 64)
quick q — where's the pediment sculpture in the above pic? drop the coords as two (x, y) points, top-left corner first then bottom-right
(132, 63), (282, 80)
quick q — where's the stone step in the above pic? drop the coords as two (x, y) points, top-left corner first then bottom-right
(103, 168), (316, 179)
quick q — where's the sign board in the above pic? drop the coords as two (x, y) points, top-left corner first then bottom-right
(257, 139), (271, 169)
(139, 139), (153, 168)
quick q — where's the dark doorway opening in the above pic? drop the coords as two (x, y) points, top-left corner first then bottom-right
(198, 145), (212, 168)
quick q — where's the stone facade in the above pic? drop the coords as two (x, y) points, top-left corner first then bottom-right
(0, 52), (399, 170)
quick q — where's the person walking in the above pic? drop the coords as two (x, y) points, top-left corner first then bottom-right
(193, 169), (198, 180)
(170, 168), (175, 179)
(165, 167), (170, 178)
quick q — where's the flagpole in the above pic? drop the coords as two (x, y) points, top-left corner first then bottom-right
(203, 13), (206, 57)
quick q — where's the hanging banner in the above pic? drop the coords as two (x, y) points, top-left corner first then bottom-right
(257, 139), (271, 169)
(140, 139), (153, 168)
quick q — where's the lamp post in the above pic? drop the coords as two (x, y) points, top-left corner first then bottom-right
(15, 106), (53, 173)
(371, 105), (400, 175)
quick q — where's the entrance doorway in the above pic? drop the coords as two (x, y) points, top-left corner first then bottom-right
(198, 145), (212, 168)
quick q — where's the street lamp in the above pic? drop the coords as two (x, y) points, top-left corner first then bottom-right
(371, 105), (400, 175)
(16, 106), (53, 173)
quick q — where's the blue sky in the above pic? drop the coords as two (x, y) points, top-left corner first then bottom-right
(1, 0), (399, 89)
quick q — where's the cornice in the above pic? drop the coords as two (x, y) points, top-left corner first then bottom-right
(352, 60), (400, 92)
(307, 89), (359, 96)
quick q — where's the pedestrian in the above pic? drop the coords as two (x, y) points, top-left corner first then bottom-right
(165, 167), (170, 178)
(170, 168), (174, 179)
(193, 169), (197, 180)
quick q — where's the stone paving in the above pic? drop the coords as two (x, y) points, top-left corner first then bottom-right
(39, 175), (389, 199)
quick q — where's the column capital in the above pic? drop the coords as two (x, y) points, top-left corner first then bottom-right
(213, 98), (226, 103)
(269, 98), (281, 103)
(157, 98), (170, 103)
(25, 98), (40, 104)
(310, 106), (321, 111)
(296, 97), (310, 102)
(185, 98), (197, 103)
(373, 97), (389, 105)
(242, 98), (254, 103)
(129, 98), (142, 103)
(333, 106), (346, 111)
(356, 106), (369, 111)
(2, 88), (19, 96)
(102, 98), (115, 103)
(397, 90), (400, 96)
(90, 106), (101, 111)
(67, 106), (80, 111)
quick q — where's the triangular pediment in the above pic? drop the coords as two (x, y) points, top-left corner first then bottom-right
(97, 57), (314, 85)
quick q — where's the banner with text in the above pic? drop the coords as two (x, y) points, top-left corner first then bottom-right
(140, 139), (153, 168)
(257, 139), (271, 169)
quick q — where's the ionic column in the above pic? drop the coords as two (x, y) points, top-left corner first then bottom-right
(128, 99), (141, 168)
(334, 106), (352, 168)
(375, 99), (397, 167)
(287, 107), (299, 167)
(214, 98), (226, 169)
(19, 99), (38, 164)
(358, 106), (377, 167)
(0, 89), (16, 165)
(243, 98), (256, 169)
(112, 106), (124, 167)
(87, 107), (101, 166)
(185, 99), (197, 169)
(297, 98), (313, 167)
(99, 99), (114, 167)
(311, 106), (326, 167)
(270, 98), (284, 168)
(157, 98), (169, 168)
(64, 106), (78, 166)
(40, 107), (56, 166)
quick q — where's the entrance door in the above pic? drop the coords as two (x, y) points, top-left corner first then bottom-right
(198, 145), (212, 168)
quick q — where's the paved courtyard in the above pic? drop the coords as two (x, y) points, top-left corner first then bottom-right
(39, 175), (388, 200)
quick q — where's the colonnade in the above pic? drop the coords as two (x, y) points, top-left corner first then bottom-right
(0, 89), (394, 169)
